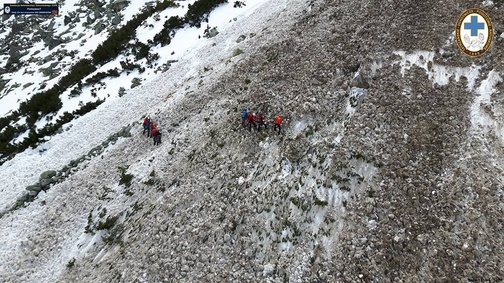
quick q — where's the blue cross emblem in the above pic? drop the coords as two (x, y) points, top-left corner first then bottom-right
(464, 15), (485, 36)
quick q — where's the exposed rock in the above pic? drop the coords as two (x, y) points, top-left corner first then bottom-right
(39, 178), (53, 188)
(40, 170), (57, 180)
(64, 15), (72, 26)
(131, 77), (142, 88)
(2, 1), (504, 283)
(95, 22), (106, 34)
(350, 72), (370, 89)
(110, 0), (130, 12)
(11, 21), (25, 34)
(25, 184), (42, 192)
(111, 15), (122, 25)
(94, 9), (103, 19)
(118, 87), (126, 97)
(204, 26), (219, 38)
(41, 62), (59, 77)
(46, 36), (62, 50)
(236, 34), (246, 43)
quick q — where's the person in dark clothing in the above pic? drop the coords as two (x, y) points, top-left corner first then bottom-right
(154, 130), (162, 145)
(145, 118), (152, 137)
(143, 117), (150, 136)
(257, 112), (267, 132)
(247, 112), (256, 132)
(241, 109), (248, 127)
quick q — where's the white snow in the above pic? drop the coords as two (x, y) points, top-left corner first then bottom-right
(394, 50), (481, 90)
(0, 0), (309, 281)
(482, 0), (494, 7)
(470, 70), (503, 131)
(0, 0), (275, 212)
(1, 1), (499, 282)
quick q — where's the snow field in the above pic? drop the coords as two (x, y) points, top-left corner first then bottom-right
(0, 0), (309, 281)
(0, 0), (273, 212)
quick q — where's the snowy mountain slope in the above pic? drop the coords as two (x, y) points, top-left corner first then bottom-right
(0, 0), (148, 117)
(0, 0), (503, 282)
(0, 0), (270, 163)
(0, 0), (309, 282)
(0, 0), (270, 212)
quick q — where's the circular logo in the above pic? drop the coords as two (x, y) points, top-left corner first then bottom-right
(4, 6), (11, 14)
(455, 8), (494, 56)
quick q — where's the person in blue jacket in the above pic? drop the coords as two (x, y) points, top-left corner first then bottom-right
(241, 108), (248, 128)
(143, 117), (151, 136)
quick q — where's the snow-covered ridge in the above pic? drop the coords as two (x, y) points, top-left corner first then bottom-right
(0, 0), (270, 155)
(0, 0), (271, 212)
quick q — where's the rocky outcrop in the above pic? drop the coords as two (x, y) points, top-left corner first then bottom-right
(350, 72), (370, 89)
(16, 125), (134, 209)
(110, 0), (130, 13)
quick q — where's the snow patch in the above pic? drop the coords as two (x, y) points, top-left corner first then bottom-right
(482, 0), (494, 7)
(470, 70), (503, 131)
(370, 59), (383, 77)
(393, 50), (481, 90)
(345, 87), (366, 116)
(292, 119), (309, 136)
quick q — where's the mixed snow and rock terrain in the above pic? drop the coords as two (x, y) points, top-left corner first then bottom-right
(0, 0), (503, 282)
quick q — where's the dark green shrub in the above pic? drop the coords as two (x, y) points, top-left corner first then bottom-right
(95, 215), (119, 230)
(102, 223), (125, 244)
(85, 68), (120, 86)
(153, 15), (185, 46)
(186, 0), (227, 28)
(118, 167), (133, 187)
(84, 211), (94, 234)
(314, 197), (328, 206)
(132, 41), (150, 60)
(0, 0), (183, 163)
(0, 100), (103, 165)
(120, 60), (144, 72)
(59, 59), (97, 88)
(67, 258), (76, 268)
(233, 1), (245, 8)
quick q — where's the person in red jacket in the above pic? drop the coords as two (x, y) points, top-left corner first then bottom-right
(151, 123), (157, 138)
(246, 112), (256, 132)
(274, 115), (283, 135)
(257, 112), (267, 132)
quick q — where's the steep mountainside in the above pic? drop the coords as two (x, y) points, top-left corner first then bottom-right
(0, 0), (503, 282)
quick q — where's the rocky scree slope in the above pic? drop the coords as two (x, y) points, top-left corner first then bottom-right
(4, 0), (504, 282)
(58, 0), (504, 282)
(294, 0), (504, 282)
